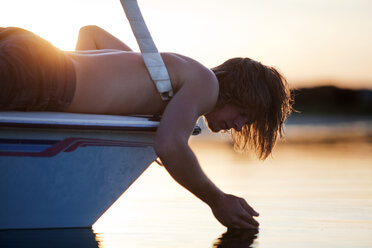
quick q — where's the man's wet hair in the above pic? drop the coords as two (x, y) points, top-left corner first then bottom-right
(211, 57), (293, 159)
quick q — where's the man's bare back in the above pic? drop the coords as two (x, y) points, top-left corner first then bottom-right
(65, 50), (218, 117)
(63, 25), (219, 117)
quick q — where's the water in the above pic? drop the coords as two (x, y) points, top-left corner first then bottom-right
(1, 118), (372, 248)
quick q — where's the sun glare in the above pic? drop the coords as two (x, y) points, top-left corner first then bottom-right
(1, 0), (372, 88)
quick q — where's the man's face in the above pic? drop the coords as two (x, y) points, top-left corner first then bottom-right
(204, 103), (251, 132)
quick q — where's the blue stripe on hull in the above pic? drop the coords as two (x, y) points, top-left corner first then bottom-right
(0, 144), (50, 152)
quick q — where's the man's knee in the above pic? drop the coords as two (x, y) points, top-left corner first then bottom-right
(77, 25), (102, 50)
(79, 25), (100, 37)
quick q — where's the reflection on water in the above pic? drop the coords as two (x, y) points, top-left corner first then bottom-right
(212, 228), (259, 248)
(0, 228), (259, 248)
(283, 115), (372, 144)
(92, 119), (372, 248)
(0, 228), (98, 248)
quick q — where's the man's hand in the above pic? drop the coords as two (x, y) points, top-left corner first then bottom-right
(210, 194), (260, 229)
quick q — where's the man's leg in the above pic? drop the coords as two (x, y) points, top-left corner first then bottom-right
(75, 25), (132, 51)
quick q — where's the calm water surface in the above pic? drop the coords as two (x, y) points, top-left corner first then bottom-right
(92, 127), (372, 248)
(1, 122), (372, 248)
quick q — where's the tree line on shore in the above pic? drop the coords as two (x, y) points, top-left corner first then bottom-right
(291, 86), (372, 116)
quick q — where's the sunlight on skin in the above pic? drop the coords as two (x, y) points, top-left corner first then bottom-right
(1, 0), (372, 88)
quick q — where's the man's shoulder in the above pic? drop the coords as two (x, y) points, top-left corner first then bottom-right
(162, 52), (219, 114)
(162, 52), (218, 89)
(162, 52), (210, 73)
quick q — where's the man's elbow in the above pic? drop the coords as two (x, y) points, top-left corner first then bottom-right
(154, 137), (187, 160)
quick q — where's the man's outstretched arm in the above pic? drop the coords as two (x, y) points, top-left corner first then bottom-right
(154, 67), (259, 229)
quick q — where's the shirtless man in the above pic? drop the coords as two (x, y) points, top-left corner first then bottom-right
(0, 26), (292, 229)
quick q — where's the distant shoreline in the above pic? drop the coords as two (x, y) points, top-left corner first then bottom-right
(290, 81), (372, 91)
(291, 85), (372, 116)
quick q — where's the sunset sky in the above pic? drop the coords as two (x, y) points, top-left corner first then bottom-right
(1, 0), (372, 89)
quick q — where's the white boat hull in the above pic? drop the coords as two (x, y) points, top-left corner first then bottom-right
(0, 112), (201, 230)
